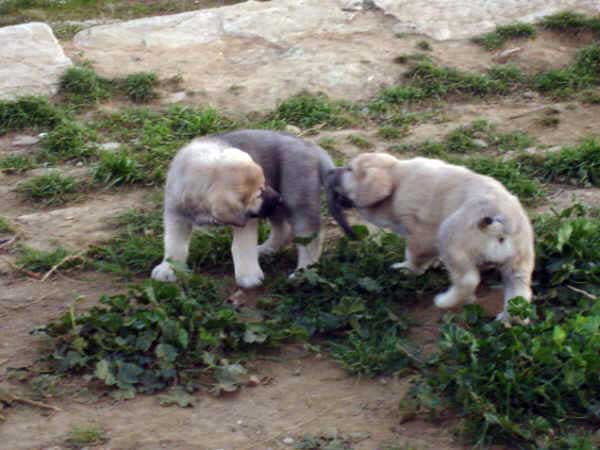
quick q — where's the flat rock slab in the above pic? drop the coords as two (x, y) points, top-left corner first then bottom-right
(72, 0), (600, 112)
(375, 0), (600, 40)
(0, 22), (72, 100)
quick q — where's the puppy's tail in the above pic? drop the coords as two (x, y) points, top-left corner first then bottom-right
(317, 150), (356, 238)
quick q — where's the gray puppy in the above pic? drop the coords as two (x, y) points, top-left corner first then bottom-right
(151, 129), (353, 287)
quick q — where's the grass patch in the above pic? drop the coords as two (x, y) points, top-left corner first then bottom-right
(121, 72), (159, 103)
(378, 125), (404, 140)
(64, 424), (107, 448)
(474, 23), (537, 50)
(272, 92), (357, 129)
(540, 10), (600, 34)
(59, 65), (112, 107)
(519, 137), (600, 187)
(317, 137), (338, 151)
(39, 120), (97, 162)
(0, 96), (64, 135)
(0, 217), (14, 234)
(0, 154), (37, 173)
(16, 172), (79, 206)
(416, 40), (432, 51)
(347, 134), (373, 149)
(16, 246), (78, 273)
(91, 151), (143, 187)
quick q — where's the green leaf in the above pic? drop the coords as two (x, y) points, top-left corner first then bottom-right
(158, 387), (195, 408)
(117, 362), (143, 386)
(553, 325), (567, 346)
(94, 360), (117, 386)
(155, 343), (178, 363)
(556, 222), (573, 252)
(243, 326), (268, 344)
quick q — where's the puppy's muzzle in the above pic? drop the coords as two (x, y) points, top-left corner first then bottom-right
(328, 167), (355, 209)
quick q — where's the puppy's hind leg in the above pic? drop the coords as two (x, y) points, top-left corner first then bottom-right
(290, 211), (323, 274)
(151, 208), (193, 282)
(391, 238), (438, 275)
(434, 265), (480, 309)
(232, 218), (264, 289)
(496, 264), (533, 324)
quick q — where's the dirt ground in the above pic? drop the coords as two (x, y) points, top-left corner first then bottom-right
(2, 19), (600, 450)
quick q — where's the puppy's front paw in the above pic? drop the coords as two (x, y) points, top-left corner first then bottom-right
(236, 270), (264, 289)
(496, 311), (530, 326)
(434, 290), (460, 309)
(151, 261), (177, 282)
(390, 261), (413, 271)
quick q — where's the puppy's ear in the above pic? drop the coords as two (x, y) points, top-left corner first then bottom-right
(354, 166), (394, 207)
(209, 191), (247, 227)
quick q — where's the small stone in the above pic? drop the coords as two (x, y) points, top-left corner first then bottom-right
(99, 142), (121, 152)
(76, 161), (84, 167)
(292, 367), (302, 376)
(348, 431), (371, 443)
(493, 47), (522, 63)
(284, 125), (301, 135)
(471, 138), (488, 149)
(247, 375), (261, 386)
(236, 419), (244, 426)
(12, 135), (40, 146)
(163, 91), (188, 104)
(378, 377), (388, 385)
(282, 437), (294, 445)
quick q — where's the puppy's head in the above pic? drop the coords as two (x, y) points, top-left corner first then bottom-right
(330, 153), (397, 208)
(209, 157), (281, 227)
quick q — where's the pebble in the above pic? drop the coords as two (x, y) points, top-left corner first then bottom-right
(99, 142), (121, 152)
(282, 437), (294, 445)
(284, 125), (301, 135)
(12, 135), (40, 146)
(472, 138), (488, 148)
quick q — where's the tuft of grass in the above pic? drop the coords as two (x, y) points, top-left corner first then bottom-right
(540, 10), (595, 33)
(416, 40), (432, 51)
(16, 172), (79, 206)
(347, 134), (373, 149)
(378, 126), (404, 140)
(52, 23), (85, 40)
(537, 115), (560, 127)
(121, 72), (159, 103)
(487, 64), (527, 91)
(317, 136), (338, 151)
(272, 92), (357, 129)
(579, 88), (600, 104)
(0, 154), (37, 173)
(16, 246), (79, 273)
(59, 65), (112, 106)
(444, 119), (494, 153)
(519, 137), (600, 187)
(91, 151), (143, 186)
(474, 23), (537, 50)
(0, 96), (64, 135)
(0, 217), (14, 234)
(64, 424), (108, 448)
(39, 120), (97, 162)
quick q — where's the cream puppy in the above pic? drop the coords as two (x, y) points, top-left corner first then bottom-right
(329, 154), (535, 323)
(151, 139), (280, 288)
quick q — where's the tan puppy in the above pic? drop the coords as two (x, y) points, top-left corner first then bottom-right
(151, 139), (280, 287)
(329, 154), (535, 323)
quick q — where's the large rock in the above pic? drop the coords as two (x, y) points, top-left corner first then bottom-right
(0, 22), (72, 100)
(72, 0), (600, 112)
(375, 0), (600, 40)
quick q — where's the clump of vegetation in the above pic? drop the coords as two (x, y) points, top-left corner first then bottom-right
(17, 246), (79, 273)
(64, 424), (108, 448)
(416, 40), (432, 51)
(0, 154), (37, 173)
(474, 23), (537, 50)
(40, 120), (97, 162)
(317, 136), (337, 151)
(16, 172), (79, 206)
(403, 205), (600, 448)
(91, 151), (143, 186)
(121, 72), (159, 103)
(40, 274), (303, 398)
(534, 43), (600, 96)
(540, 10), (599, 34)
(59, 65), (112, 106)
(378, 125), (404, 140)
(347, 134), (373, 149)
(519, 137), (600, 187)
(0, 96), (64, 135)
(0, 216), (14, 234)
(272, 92), (357, 129)
(487, 64), (527, 90)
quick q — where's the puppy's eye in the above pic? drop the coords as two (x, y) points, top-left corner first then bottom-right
(498, 237), (505, 243)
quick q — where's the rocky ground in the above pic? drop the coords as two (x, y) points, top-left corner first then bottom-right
(1, 1), (600, 449)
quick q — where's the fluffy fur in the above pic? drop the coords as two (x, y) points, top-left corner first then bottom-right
(330, 154), (535, 323)
(152, 129), (352, 288)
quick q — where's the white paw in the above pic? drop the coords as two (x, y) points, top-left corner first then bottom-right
(151, 261), (177, 282)
(236, 270), (264, 289)
(390, 261), (413, 271)
(434, 291), (459, 309)
(496, 311), (530, 326)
